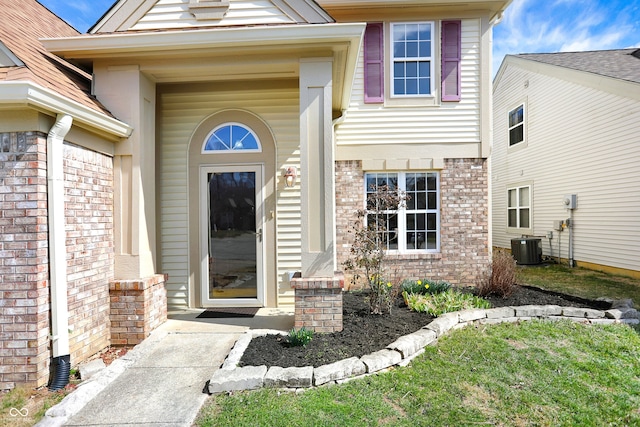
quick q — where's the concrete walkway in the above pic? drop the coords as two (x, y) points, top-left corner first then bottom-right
(37, 308), (294, 427)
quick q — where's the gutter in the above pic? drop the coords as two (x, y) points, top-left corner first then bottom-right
(47, 114), (73, 390)
(0, 81), (132, 138)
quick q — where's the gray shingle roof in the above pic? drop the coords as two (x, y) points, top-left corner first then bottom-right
(515, 48), (640, 84)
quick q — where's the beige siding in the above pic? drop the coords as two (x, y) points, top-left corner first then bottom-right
(158, 84), (300, 307)
(492, 63), (640, 272)
(131, 0), (294, 30)
(335, 19), (481, 152)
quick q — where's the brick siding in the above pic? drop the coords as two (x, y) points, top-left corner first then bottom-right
(291, 273), (344, 332)
(64, 143), (114, 364)
(110, 274), (168, 346)
(0, 132), (51, 390)
(335, 159), (489, 288)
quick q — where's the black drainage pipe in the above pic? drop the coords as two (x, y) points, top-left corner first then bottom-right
(49, 354), (71, 391)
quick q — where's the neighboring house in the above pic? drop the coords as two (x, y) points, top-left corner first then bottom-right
(492, 49), (640, 278)
(1, 0), (510, 389)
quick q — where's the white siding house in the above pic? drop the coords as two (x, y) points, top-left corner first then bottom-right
(41, 0), (511, 310)
(492, 49), (640, 278)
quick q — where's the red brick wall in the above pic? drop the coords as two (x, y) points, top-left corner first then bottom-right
(335, 159), (489, 288)
(64, 143), (114, 363)
(0, 132), (51, 390)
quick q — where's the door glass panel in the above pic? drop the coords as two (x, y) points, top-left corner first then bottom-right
(207, 171), (257, 299)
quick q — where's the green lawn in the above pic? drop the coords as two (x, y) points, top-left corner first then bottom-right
(196, 265), (640, 426)
(516, 263), (640, 303)
(197, 321), (640, 427)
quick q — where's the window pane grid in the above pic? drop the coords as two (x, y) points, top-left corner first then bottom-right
(392, 22), (432, 96)
(507, 185), (531, 229)
(365, 171), (439, 252)
(508, 104), (525, 146)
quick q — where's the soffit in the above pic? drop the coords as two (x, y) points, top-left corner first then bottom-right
(43, 23), (364, 112)
(318, 0), (511, 21)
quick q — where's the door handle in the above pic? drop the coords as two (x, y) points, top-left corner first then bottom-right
(256, 228), (262, 242)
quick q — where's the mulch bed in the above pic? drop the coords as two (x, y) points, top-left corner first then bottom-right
(239, 285), (611, 369)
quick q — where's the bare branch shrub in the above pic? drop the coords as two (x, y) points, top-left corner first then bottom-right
(343, 185), (406, 314)
(478, 250), (517, 298)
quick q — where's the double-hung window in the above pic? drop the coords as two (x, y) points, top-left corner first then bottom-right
(365, 172), (440, 252)
(507, 185), (531, 229)
(391, 22), (433, 96)
(363, 20), (461, 103)
(508, 104), (525, 146)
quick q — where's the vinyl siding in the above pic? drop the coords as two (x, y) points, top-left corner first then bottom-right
(158, 84), (300, 308)
(335, 18), (481, 149)
(131, 0), (294, 30)
(493, 63), (640, 272)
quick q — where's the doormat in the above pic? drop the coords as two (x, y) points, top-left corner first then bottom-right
(196, 307), (259, 319)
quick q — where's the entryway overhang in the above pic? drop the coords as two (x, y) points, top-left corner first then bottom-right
(42, 23), (365, 116)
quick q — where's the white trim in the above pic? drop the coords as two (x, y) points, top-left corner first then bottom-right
(506, 183), (532, 233)
(199, 164), (265, 307)
(43, 23), (364, 57)
(389, 21), (435, 98)
(202, 122), (262, 153)
(0, 81), (132, 138)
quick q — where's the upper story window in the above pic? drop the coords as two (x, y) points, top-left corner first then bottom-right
(508, 104), (525, 146)
(507, 185), (531, 229)
(202, 123), (261, 153)
(365, 171), (440, 252)
(391, 22), (433, 97)
(363, 20), (461, 104)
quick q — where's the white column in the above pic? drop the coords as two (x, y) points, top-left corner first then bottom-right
(299, 58), (336, 277)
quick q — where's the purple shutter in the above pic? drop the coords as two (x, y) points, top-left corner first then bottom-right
(364, 22), (384, 103)
(441, 20), (461, 102)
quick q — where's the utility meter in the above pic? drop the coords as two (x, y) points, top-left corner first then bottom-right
(563, 194), (577, 210)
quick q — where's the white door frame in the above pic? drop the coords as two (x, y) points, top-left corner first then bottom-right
(199, 164), (265, 307)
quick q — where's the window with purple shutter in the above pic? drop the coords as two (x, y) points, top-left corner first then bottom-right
(441, 20), (461, 102)
(364, 22), (384, 103)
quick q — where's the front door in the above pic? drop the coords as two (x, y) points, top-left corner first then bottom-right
(200, 165), (264, 307)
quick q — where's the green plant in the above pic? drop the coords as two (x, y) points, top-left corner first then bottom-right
(287, 327), (314, 347)
(403, 290), (491, 316)
(401, 278), (451, 295)
(198, 321), (640, 427)
(477, 250), (517, 298)
(343, 184), (406, 314)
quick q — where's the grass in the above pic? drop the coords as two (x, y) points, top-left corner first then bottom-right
(196, 320), (640, 427)
(0, 386), (67, 427)
(196, 265), (640, 426)
(516, 263), (640, 303)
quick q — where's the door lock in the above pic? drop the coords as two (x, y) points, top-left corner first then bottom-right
(256, 228), (262, 242)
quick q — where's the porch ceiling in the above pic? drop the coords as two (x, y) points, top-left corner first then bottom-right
(42, 23), (365, 114)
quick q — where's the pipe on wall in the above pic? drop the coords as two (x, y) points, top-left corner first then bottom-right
(47, 114), (73, 370)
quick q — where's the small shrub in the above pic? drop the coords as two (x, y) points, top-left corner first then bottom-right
(478, 251), (517, 298)
(403, 290), (491, 317)
(288, 327), (314, 347)
(400, 278), (451, 295)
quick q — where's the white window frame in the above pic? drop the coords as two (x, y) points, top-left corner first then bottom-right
(390, 22), (434, 98)
(365, 171), (440, 253)
(201, 122), (262, 154)
(507, 184), (532, 231)
(508, 104), (525, 147)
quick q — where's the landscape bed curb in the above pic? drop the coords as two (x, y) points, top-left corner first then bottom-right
(208, 302), (640, 394)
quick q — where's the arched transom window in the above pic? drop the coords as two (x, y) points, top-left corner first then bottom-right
(202, 123), (261, 153)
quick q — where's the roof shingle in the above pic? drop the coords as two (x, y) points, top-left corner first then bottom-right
(515, 48), (640, 85)
(0, 0), (112, 115)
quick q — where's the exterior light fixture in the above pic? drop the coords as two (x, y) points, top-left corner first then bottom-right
(284, 166), (297, 188)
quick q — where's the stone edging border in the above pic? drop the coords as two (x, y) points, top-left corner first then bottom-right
(207, 303), (639, 394)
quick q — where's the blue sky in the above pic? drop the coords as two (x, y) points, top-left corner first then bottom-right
(41, 0), (640, 75)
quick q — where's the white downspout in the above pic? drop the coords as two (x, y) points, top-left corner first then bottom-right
(47, 114), (73, 359)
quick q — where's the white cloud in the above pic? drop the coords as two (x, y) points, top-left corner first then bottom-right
(492, 0), (640, 77)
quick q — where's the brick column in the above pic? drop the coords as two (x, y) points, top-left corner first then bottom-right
(109, 274), (168, 346)
(291, 272), (344, 333)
